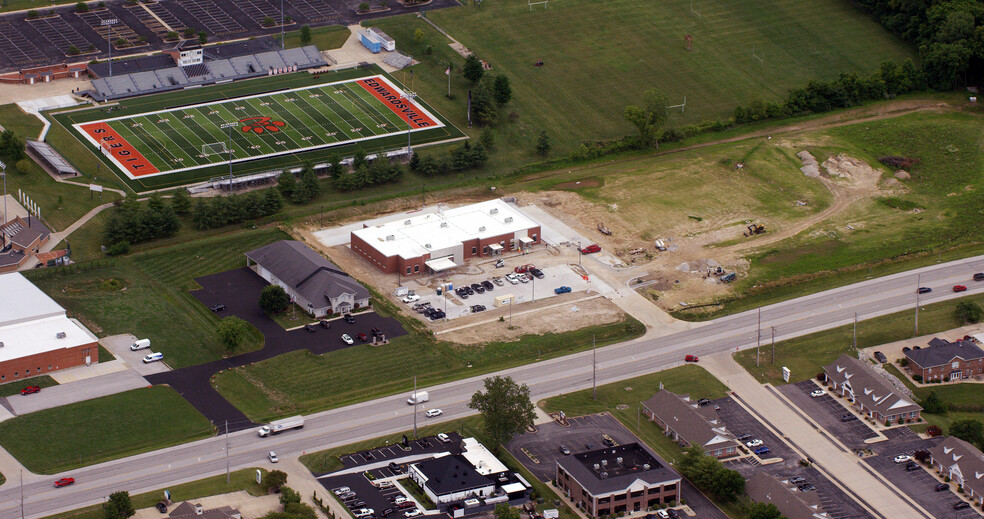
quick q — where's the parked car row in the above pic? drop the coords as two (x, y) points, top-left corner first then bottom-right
(333, 483), (423, 519)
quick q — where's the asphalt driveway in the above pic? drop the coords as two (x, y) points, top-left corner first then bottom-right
(146, 267), (406, 430)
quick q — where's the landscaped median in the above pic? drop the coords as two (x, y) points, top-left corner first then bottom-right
(0, 386), (214, 474)
(43, 468), (270, 519)
(734, 292), (984, 386)
(214, 315), (645, 422)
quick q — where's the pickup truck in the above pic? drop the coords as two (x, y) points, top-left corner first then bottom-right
(554, 286), (572, 294)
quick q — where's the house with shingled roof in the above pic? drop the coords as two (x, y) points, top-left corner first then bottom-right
(641, 390), (738, 459)
(929, 436), (984, 507)
(823, 354), (921, 424)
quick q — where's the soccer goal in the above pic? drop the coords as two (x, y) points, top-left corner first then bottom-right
(202, 142), (229, 157)
(528, 0), (547, 11)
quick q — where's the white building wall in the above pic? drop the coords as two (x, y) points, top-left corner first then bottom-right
(254, 265), (329, 316)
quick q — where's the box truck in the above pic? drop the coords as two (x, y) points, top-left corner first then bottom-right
(257, 416), (304, 437)
(407, 391), (429, 405)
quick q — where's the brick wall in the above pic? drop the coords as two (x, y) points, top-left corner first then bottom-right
(911, 357), (984, 381)
(0, 342), (98, 382)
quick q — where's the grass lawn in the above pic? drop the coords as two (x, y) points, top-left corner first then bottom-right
(27, 227), (286, 368)
(215, 304), (645, 421)
(735, 292), (984, 385)
(43, 468), (270, 519)
(284, 25), (350, 50)
(0, 386), (214, 474)
(884, 363), (984, 437)
(0, 375), (58, 398)
(414, 0), (913, 153)
(267, 304), (320, 330)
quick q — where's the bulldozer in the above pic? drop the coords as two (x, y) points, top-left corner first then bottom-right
(744, 224), (766, 237)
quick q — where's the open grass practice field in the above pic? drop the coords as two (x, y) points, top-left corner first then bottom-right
(74, 75), (442, 179)
(424, 0), (914, 147)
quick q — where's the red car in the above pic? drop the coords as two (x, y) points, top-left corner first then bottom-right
(954, 285), (968, 292)
(514, 264), (535, 274)
(685, 355), (699, 363)
(580, 244), (602, 254)
(20, 386), (41, 395)
(357, 332), (368, 342)
(54, 477), (75, 488)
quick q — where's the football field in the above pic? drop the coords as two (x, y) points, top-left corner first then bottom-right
(74, 75), (443, 179)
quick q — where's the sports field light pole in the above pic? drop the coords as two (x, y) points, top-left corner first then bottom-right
(101, 18), (118, 77)
(280, 0), (285, 50)
(0, 160), (7, 227)
(221, 122), (238, 191)
(401, 91), (416, 156)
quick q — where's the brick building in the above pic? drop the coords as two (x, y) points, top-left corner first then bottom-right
(641, 390), (739, 459)
(0, 216), (51, 273)
(823, 354), (922, 424)
(0, 272), (99, 382)
(929, 436), (984, 507)
(556, 443), (681, 517)
(905, 339), (984, 382)
(350, 199), (541, 277)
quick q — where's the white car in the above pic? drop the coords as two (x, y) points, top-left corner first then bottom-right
(656, 511), (669, 519)
(505, 273), (520, 284)
(425, 408), (443, 418)
(518, 274), (530, 283)
(376, 480), (394, 489)
(402, 294), (420, 304)
(142, 352), (164, 363)
(341, 334), (354, 345)
(405, 510), (421, 518)
(354, 509), (374, 519)
(810, 389), (825, 398)
(437, 433), (451, 443)
(268, 451), (279, 463)
(333, 487), (351, 495)
(746, 439), (763, 448)
(894, 454), (911, 463)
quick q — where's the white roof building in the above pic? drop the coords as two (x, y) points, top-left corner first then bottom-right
(350, 199), (542, 276)
(0, 273), (100, 378)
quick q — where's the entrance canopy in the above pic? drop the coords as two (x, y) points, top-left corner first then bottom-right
(424, 256), (457, 272)
(488, 243), (503, 251)
(519, 236), (534, 245)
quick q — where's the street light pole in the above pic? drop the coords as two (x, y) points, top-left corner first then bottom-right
(281, 0), (285, 50)
(220, 122), (238, 191)
(401, 91), (416, 156)
(102, 19), (118, 77)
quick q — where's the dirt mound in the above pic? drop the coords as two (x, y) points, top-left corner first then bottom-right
(895, 170), (911, 180)
(822, 154), (882, 187)
(797, 150), (820, 177)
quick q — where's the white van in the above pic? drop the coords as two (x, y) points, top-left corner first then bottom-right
(130, 339), (151, 351)
(142, 352), (164, 363)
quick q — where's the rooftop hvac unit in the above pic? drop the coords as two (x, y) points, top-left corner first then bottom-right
(505, 217), (513, 223)
(616, 457), (623, 464)
(405, 220), (411, 225)
(0, 342), (3, 347)
(441, 222), (449, 228)
(600, 472), (608, 479)
(490, 208), (499, 214)
(601, 459), (608, 466)
(56, 332), (67, 339)
(593, 464), (600, 470)
(425, 244), (432, 249)
(479, 226), (486, 232)
(386, 235), (396, 241)
(643, 464), (650, 470)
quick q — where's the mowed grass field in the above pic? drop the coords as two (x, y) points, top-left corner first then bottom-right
(76, 76), (438, 177)
(0, 386), (213, 474)
(428, 0), (915, 145)
(28, 227), (287, 368)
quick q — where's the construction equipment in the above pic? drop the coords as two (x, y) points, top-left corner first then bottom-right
(720, 273), (737, 283)
(744, 224), (766, 237)
(654, 239), (667, 251)
(597, 222), (612, 235)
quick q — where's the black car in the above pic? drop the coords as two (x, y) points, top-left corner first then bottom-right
(320, 320), (331, 329)
(471, 305), (486, 312)
(666, 510), (679, 519)
(433, 310), (446, 319)
(344, 313), (356, 324)
(874, 351), (888, 363)
(471, 283), (485, 294)
(156, 502), (168, 513)
(304, 324), (316, 333)
(917, 287), (932, 294)
(974, 272), (984, 281)
(530, 267), (545, 279)
(371, 327), (382, 337)
(349, 501), (366, 508)
(210, 303), (226, 312)
(936, 483), (950, 491)
(697, 398), (710, 406)
(737, 433), (752, 442)
(788, 476), (805, 485)
(953, 501), (970, 510)
(482, 280), (494, 291)
(797, 484), (815, 492)
(905, 461), (920, 471)
(382, 508), (395, 517)
(840, 414), (857, 422)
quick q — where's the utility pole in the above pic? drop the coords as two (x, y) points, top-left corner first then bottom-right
(756, 307), (761, 367)
(412, 375), (418, 439)
(592, 334), (597, 401)
(853, 312), (858, 351)
(771, 326), (775, 365)
(225, 420), (230, 484)
(914, 273), (920, 337)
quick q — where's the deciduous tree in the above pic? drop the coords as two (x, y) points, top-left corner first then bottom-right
(217, 316), (251, 352)
(623, 88), (668, 149)
(468, 375), (535, 451)
(259, 285), (291, 314)
(103, 491), (135, 519)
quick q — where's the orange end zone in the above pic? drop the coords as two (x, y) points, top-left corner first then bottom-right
(356, 77), (438, 129)
(79, 122), (159, 177)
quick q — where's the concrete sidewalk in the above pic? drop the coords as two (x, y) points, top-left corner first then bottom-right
(700, 352), (934, 518)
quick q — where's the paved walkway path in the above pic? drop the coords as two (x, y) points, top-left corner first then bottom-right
(699, 352), (933, 518)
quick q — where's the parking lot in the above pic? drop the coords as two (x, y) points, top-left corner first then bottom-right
(778, 382), (978, 518)
(505, 413), (728, 519)
(779, 381), (879, 450)
(712, 397), (873, 519)
(402, 262), (611, 322)
(316, 433), (462, 519)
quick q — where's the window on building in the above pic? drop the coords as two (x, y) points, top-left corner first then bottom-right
(483, 246), (489, 254)
(953, 361), (960, 369)
(597, 497), (611, 504)
(630, 490), (644, 498)
(614, 494), (626, 502)
(532, 233), (538, 241)
(664, 483), (676, 491)
(48, 365), (52, 370)
(1, 375), (4, 381)
(414, 265), (419, 273)
(472, 246), (478, 254)
(597, 510), (609, 516)
(14, 372), (18, 377)
(510, 239), (515, 249)
(406, 267), (412, 275)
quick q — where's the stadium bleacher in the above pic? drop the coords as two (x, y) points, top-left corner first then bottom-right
(86, 45), (325, 101)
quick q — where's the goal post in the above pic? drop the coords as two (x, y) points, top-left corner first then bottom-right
(528, 0), (547, 11)
(202, 142), (228, 157)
